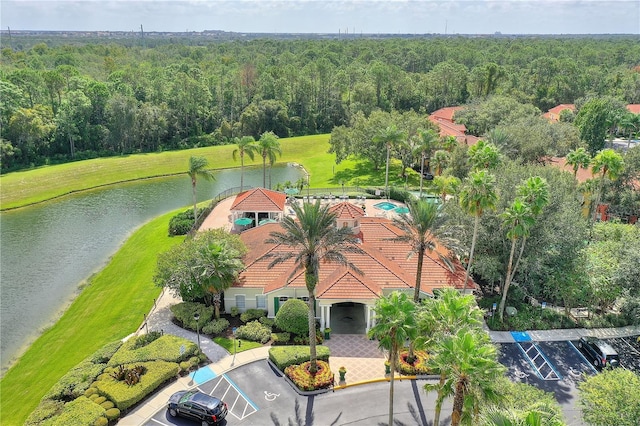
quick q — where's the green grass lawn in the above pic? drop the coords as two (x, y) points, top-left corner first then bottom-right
(1, 134), (417, 210)
(0, 211), (184, 426)
(213, 337), (263, 353)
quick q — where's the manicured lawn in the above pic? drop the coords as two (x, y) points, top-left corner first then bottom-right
(213, 337), (263, 353)
(0, 211), (184, 426)
(1, 134), (417, 210)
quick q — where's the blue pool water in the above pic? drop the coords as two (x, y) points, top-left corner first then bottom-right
(374, 201), (397, 211)
(394, 206), (410, 214)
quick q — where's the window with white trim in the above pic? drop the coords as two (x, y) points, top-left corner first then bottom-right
(256, 295), (267, 309)
(235, 295), (246, 310)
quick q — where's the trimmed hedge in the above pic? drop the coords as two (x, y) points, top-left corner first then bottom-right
(259, 316), (275, 327)
(43, 361), (107, 401)
(240, 308), (267, 323)
(236, 320), (271, 343)
(269, 345), (330, 371)
(285, 360), (334, 391)
(95, 361), (179, 410)
(87, 340), (123, 364)
(271, 332), (291, 345)
(170, 302), (215, 331)
(24, 399), (64, 426)
(40, 396), (105, 426)
(275, 299), (309, 335)
(202, 318), (230, 336)
(108, 334), (198, 366)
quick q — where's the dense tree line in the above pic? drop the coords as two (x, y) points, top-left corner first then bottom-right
(1, 36), (639, 171)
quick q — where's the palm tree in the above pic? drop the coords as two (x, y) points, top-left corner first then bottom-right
(432, 149), (450, 176)
(498, 199), (535, 321)
(421, 288), (484, 426)
(441, 135), (459, 153)
(368, 292), (417, 426)
(264, 201), (362, 373)
(257, 131), (282, 189)
(373, 125), (407, 200)
(469, 140), (501, 171)
(509, 176), (550, 283)
(232, 135), (258, 192)
(619, 112), (640, 150)
(415, 128), (440, 197)
(590, 148), (624, 223)
(433, 175), (460, 203)
(432, 330), (504, 426)
(187, 156), (215, 224)
(459, 170), (498, 293)
(566, 147), (591, 178)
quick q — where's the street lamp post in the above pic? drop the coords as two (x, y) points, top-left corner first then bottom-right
(194, 312), (201, 351)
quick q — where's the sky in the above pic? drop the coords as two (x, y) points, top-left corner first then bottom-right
(1, 0), (639, 35)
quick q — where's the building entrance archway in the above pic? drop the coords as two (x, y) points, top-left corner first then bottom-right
(330, 302), (367, 335)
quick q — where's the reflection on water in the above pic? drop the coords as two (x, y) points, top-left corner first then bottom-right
(0, 165), (303, 370)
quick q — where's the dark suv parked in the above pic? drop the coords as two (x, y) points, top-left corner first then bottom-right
(167, 390), (228, 425)
(578, 336), (620, 369)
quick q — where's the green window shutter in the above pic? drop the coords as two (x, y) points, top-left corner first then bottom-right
(274, 297), (280, 314)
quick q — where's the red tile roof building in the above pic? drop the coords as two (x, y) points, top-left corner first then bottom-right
(225, 201), (474, 332)
(429, 107), (481, 146)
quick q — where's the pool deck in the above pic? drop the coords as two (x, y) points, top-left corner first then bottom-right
(199, 194), (407, 233)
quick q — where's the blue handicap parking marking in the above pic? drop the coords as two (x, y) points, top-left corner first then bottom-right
(189, 365), (217, 385)
(511, 331), (532, 342)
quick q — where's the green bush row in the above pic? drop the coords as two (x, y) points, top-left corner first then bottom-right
(269, 345), (330, 371)
(43, 361), (107, 401)
(271, 332), (291, 345)
(95, 361), (179, 410)
(259, 316), (275, 327)
(202, 318), (230, 336)
(108, 334), (198, 366)
(236, 320), (272, 343)
(24, 399), (65, 426)
(240, 308), (267, 323)
(39, 396), (105, 426)
(170, 302), (215, 331)
(169, 208), (205, 236)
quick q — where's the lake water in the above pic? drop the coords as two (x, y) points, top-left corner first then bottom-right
(0, 164), (304, 371)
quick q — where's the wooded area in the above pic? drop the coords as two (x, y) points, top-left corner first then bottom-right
(1, 35), (639, 171)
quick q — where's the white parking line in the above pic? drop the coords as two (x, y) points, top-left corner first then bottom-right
(567, 340), (598, 373)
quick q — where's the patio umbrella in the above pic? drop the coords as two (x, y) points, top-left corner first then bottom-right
(258, 218), (278, 226)
(284, 188), (299, 195)
(234, 217), (253, 226)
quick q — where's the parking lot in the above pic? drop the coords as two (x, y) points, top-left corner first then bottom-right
(497, 335), (639, 426)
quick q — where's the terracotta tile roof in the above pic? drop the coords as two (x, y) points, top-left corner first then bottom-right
(430, 106), (463, 122)
(230, 188), (286, 212)
(329, 202), (365, 220)
(550, 156), (593, 183)
(543, 104), (575, 121)
(234, 209), (474, 299)
(627, 104), (640, 114)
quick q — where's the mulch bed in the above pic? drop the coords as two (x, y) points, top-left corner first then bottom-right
(607, 335), (640, 374)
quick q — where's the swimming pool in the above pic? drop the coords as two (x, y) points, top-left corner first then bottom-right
(374, 201), (397, 211)
(394, 206), (410, 214)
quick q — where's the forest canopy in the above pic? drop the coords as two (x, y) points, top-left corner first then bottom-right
(1, 35), (639, 172)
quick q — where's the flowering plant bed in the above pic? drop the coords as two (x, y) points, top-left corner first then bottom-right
(284, 360), (333, 391)
(396, 350), (431, 375)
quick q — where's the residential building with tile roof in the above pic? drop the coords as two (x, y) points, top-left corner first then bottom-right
(224, 201), (474, 333)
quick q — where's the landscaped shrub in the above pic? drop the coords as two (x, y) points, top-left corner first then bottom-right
(292, 331), (323, 345)
(94, 416), (108, 426)
(275, 299), (309, 335)
(88, 340), (123, 364)
(285, 360), (334, 391)
(94, 396), (107, 405)
(271, 332), (291, 345)
(132, 331), (162, 349)
(43, 361), (107, 401)
(269, 345), (331, 371)
(104, 407), (121, 421)
(259, 316), (275, 327)
(170, 302), (214, 331)
(24, 399), (64, 426)
(100, 400), (114, 410)
(388, 186), (412, 203)
(95, 361), (179, 410)
(169, 208), (205, 236)
(240, 308), (267, 323)
(202, 318), (230, 336)
(39, 396), (105, 426)
(620, 297), (640, 325)
(108, 334), (198, 366)
(236, 320), (271, 343)
(230, 306), (239, 317)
